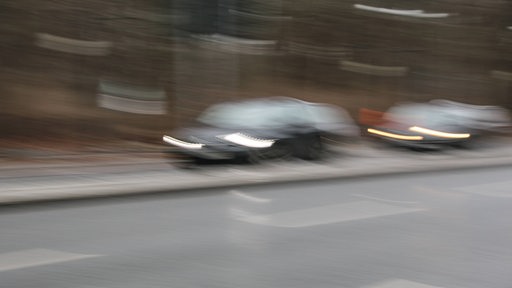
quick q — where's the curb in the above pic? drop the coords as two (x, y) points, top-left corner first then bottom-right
(2, 154), (512, 205)
(0, 157), (169, 172)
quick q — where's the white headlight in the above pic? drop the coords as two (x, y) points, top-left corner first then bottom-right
(163, 135), (204, 149)
(221, 133), (275, 148)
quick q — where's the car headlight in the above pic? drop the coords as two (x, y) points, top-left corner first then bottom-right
(408, 126), (470, 139)
(163, 135), (204, 149)
(367, 128), (424, 140)
(220, 133), (275, 148)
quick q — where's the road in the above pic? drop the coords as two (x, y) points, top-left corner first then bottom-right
(1, 166), (512, 288)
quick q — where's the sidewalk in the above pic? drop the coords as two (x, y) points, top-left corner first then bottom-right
(1, 136), (512, 205)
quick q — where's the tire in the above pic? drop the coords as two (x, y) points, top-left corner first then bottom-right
(298, 134), (324, 160)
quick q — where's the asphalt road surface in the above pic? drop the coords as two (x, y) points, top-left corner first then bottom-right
(1, 166), (512, 288)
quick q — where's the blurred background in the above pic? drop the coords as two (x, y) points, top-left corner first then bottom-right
(1, 0), (512, 149)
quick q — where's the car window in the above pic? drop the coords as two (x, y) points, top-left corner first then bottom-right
(386, 104), (463, 127)
(197, 100), (309, 128)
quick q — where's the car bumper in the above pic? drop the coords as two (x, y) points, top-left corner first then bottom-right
(374, 135), (470, 149)
(365, 126), (473, 149)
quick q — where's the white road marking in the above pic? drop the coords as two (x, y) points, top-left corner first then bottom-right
(230, 208), (270, 223)
(232, 201), (425, 228)
(229, 190), (272, 203)
(352, 194), (419, 204)
(453, 180), (512, 198)
(0, 249), (102, 272)
(363, 279), (444, 288)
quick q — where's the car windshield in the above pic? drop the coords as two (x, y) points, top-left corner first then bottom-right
(306, 104), (348, 125)
(197, 100), (309, 128)
(386, 104), (461, 127)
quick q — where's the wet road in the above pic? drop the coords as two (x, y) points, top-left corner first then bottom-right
(1, 166), (512, 288)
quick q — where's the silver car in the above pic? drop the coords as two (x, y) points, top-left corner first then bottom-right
(163, 97), (359, 164)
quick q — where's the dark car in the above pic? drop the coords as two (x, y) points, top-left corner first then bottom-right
(163, 97), (359, 165)
(365, 101), (508, 150)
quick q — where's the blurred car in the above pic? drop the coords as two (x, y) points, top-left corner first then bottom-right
(163, 97), (359, 165)
(429, 99), (511, 132)
(365, 100), (511, 150)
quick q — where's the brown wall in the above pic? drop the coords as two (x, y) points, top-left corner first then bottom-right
(1, 0), (511, 142)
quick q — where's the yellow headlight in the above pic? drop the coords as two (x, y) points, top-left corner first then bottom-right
(367, 128), (423, 140)
(408, 126), (470, 139)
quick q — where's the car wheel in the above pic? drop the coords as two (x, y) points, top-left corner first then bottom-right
(299, 134), (324, 160)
